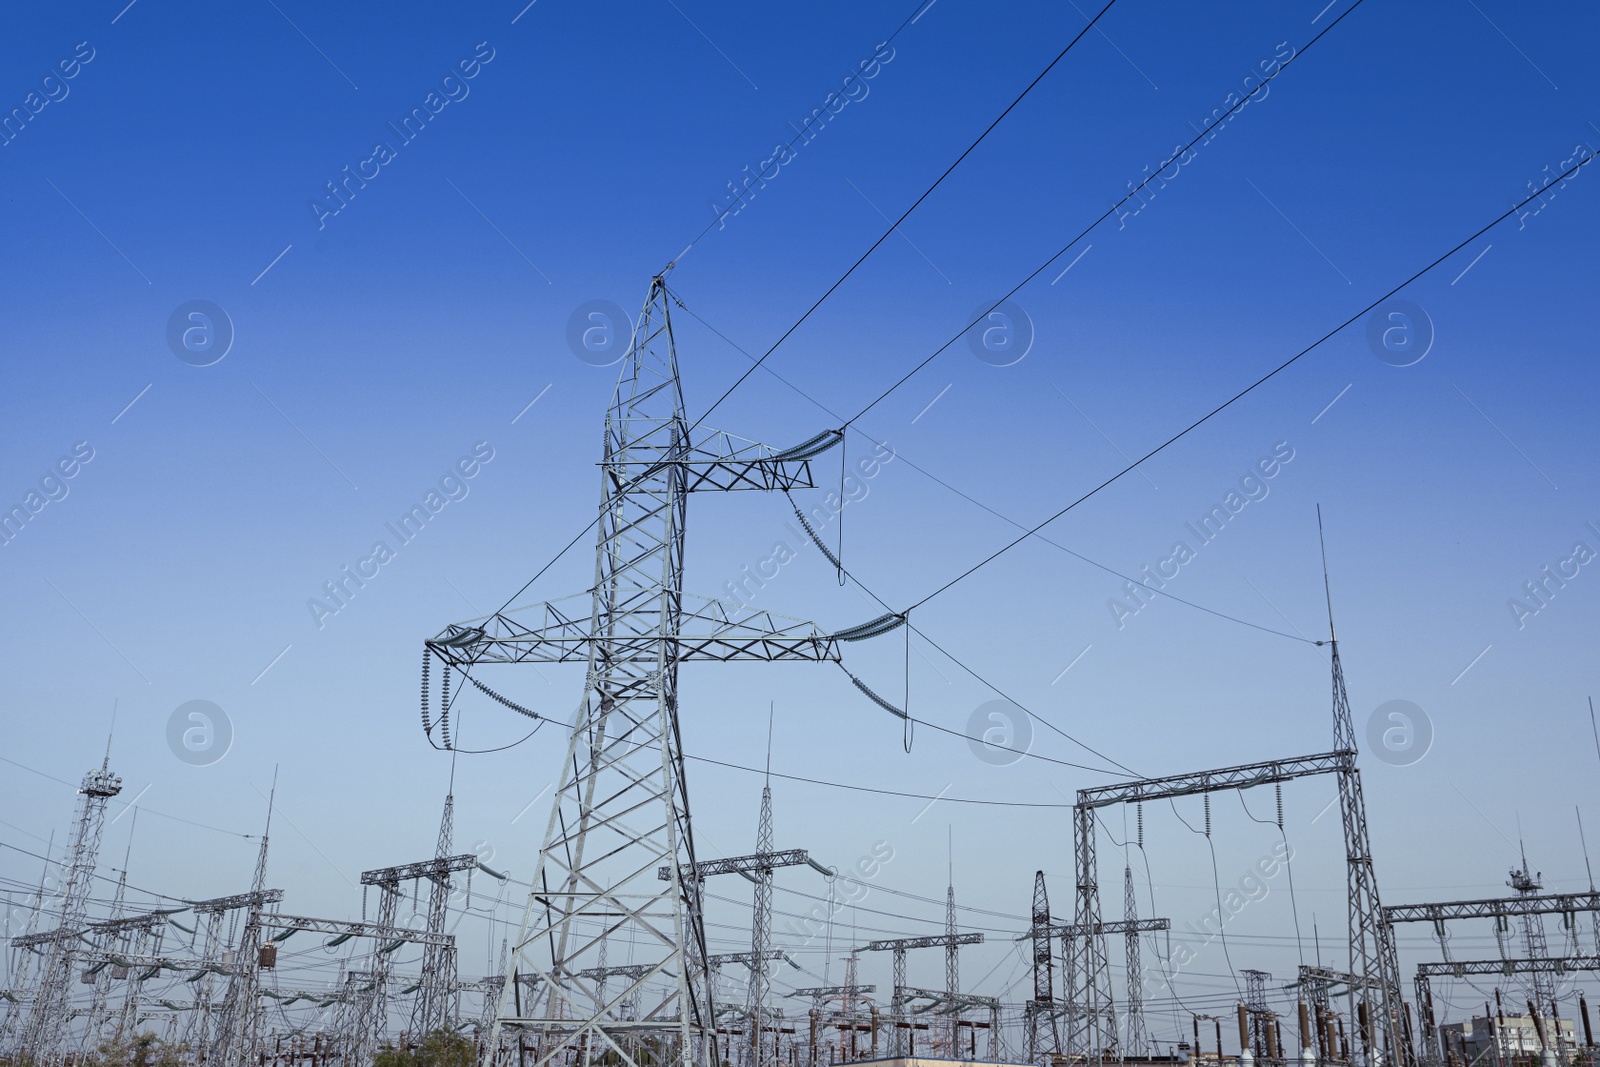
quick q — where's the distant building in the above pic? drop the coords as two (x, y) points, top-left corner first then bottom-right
(1438, 1015), (1579, 1062)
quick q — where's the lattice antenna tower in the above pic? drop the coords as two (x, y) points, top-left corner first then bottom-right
(1026, 870), (1061, 1064)
(1124, 858), (1149, 1057)
(212, 776), (277, 1067)
(15, 740), (122, 1065)
(1320, 509), (1412, 1067)
(426, 272), (842, 1067)
(1508, 845), (1555, 1012)
(408, 789), (464, 1039)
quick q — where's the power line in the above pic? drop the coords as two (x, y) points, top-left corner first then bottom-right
(840, 0), (1371, 429)
(905, 138), (1598, 612)
(669, 290), (1318, 646)
(689, 0), (1122, 433)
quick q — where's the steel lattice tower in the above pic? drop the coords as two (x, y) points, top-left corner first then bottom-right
(429, 273), (839, 1067)
(15, 757), (122, 1064)
(213, 794), (276, 1067)
(1123, 865), (1149, 1057)
(1507, 859), (1555, 1013)
(1330, 641), (1411, 1067)
(409, 793), (464, 1039)
(1026, 871), (1061, 1064)
(747, 784), (776, 1067)
(945, 880), (960, 1053)
(1069, 804), (1118, 1061)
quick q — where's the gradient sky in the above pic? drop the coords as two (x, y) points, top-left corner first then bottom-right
(2, 0), (1598, 1048)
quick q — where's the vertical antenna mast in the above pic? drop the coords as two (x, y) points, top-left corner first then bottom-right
(1316, 509), (1413, 1067)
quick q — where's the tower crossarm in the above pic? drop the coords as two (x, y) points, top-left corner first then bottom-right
(708, 950), (785, 968)
(189, 889), (284, 914)
(1384, 892), (1600, 923)
(1075, 751), (1354, 809)
(428, 595), (841, 667)
(1291, 965), (1364, 997)
(791, 985), (877, 998)
(261, 913), (454, 949)
(358, 853), (478, 886)
(576, 963), (672, 980)
(1415, 954), (1600, 978)
(10, 927), (85, 950)
(1044, 918), (1170, 937)
(856, 933), (983, 952)
(896, 987), (1000, 1011)
(659, 848), (822, 881)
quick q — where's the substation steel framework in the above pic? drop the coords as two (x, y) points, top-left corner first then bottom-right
(1069, 646), (1411, 1067)
(425, 273), (844, 1067)
(13, 760), (123, 1066)
(854, 932), (983, 1057)
(1410, 956), (1600, 1062)
(1384, 891), (1600, 1062)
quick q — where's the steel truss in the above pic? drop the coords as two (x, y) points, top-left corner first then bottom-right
(436, 274), (841, 1067)
(1411, 955), (1600, 1060)
(12, 761), (122, 1066)
(1067, 645), (1409, 1067)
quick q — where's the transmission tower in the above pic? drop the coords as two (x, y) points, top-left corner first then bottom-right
(1025, 871), (1061, 1064)
(15, 753), (122, 1064)
(408, 792), (471, 1040)
(1508, 856), (1556, 1014)
(1123, 864), (1150, 1057)
(1329, 640), (1411, 1067)
(856, 931), (982, 1056)
(426, 272), (840, 1067)
(212, 796), (276, 1067)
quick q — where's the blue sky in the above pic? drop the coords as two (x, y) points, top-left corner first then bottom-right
(2, 0), (1598, 1045)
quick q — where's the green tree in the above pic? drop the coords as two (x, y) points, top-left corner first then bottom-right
(373, 1029), (475, 1067)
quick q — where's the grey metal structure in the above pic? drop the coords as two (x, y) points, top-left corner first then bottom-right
(1025, 871), (1061, 1065)
(426, 273), (838, 1067)
(357, 796), (477, 1046)
(896, 987), (1000, 1059)
(1066, 643), (1409, 1067)
(13, 758), (122, 1065)
(1123, 865), (1150, 1057)
(188, 888), (285, 1056)
(1410, 955), (1600, 1057)
(855, 932), (982, 1056)
(212, 812), (276, 1067)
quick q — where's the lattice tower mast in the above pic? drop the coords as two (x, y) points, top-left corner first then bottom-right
(1508, 857), (1556, 1013)
(1124, 863), (1149, 1057)
(430, 273), (839, 1067)
(212, 790), (276, 1067)
(1027, 871), (1061, 1064)
(16, 754), (122, 1064)
(1323, 515), (1412, 1067)
(410, 792), (464, 1039)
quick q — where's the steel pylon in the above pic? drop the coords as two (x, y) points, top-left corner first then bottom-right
(14, 759), (122, 1065)
(1331, 642), (1412, 1067)
(429, 274), (839, 1067)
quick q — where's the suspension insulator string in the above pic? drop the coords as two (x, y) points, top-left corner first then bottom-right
(1204, 793), (1211, 838)
(421, 650), (433, 737)
(837, 439), (847, 586)
(1276, 782), (1284, 829)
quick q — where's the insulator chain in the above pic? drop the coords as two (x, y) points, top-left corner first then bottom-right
(1275, 782), (1284, 829)
(1137, 803), (1144, 848)
(1204, 793), (1211, 838)
(420, 651), (432, 737)
(792, 503), (844, 573)
(464, 671), (543, 721)
(440, 665), (452, 750)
